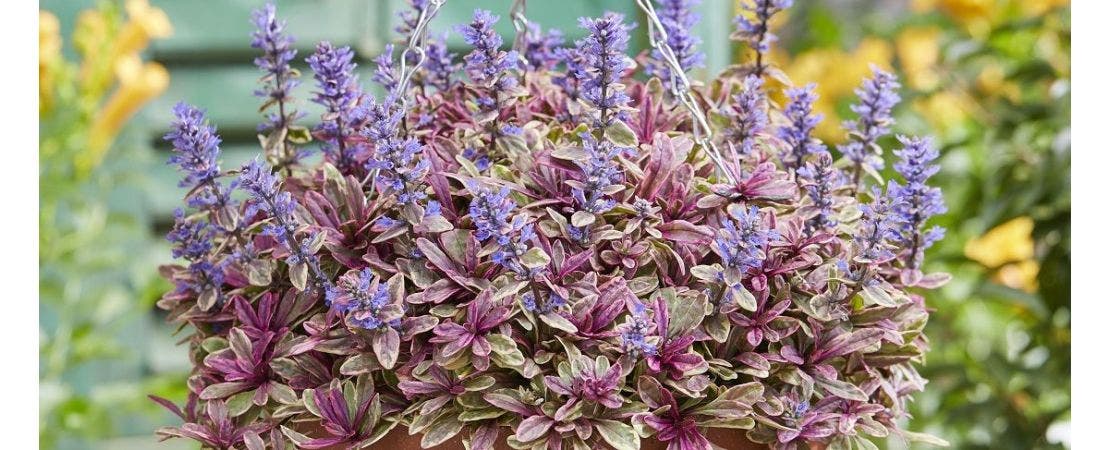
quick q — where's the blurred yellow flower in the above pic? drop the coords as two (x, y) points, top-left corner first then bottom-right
(771, 38), (893, 143)
(896, 26), (942, 91)
(965, 217), (1035, 267)
(114, 0), (173, 60)
(995, 260), (1039, 293)
(40, 11), (62, 113)
(82, 55), (170, 173)
(976, 63), (1021, 102)
(1019, 0), (1069, 17)
(74, 8), (116, 98)
(965, 217), (1039, 292)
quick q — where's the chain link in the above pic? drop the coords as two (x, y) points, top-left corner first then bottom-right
(395, 0), (446, 110)
(366, 0), (446, 190)
(510, 0), (530, 66)
(634, 0), (738, 184)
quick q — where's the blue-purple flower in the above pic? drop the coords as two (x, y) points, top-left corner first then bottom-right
(733, 0), (793, 74)
(570, 133), (626, 214)
(576, 12), (634, 127)
(889, 135), (947, 268)
(722, 75), (769, 157)
(645, 0), (705, 83)
(778, 84), (826, 172)
(421, 33), (458, 92)
(523, 23), (564, 72)
(619, 300), (658, 357)
(362, 96), (434, 211)
(164, 102), (232, 210)
(854, 187), (901, 263)
(841, 66), (901, 186)
(521, 291), (567, 314)
(395, 0), (430, 42)
(238, 159), (329, 291)
(468, 184), (538, 278)
(553, 46), (586, 101)
(166, 209), (225, 299)
(797, 152), (842, 233)
(326, 268), (403, 330)
(714, 205), (778, 272)
(457, 10), (519, 89)
(372, 44), (399, 94)
(307, 42), (366, 173)
(250, 3), (301, 134)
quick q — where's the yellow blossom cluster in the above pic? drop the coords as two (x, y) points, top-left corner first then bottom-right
(40, 0), (172, 174)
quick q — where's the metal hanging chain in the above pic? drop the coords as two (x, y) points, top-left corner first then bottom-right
(634, 0), (738, 185)
(366, 0), (446, 189)
(510, 0), (530, 66)
(395, 0), (447, 110)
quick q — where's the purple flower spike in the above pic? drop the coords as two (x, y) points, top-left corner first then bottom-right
(723, 75), (769, 157)
(570, 133), (626, 214)
(251, 3), (301, 134)
(307, 42), (366, 174)
(523, 23), (565, 72)
(841, 66), (902, 188)
(797, 152), (843, 233)
(778, 83), (826, 172)
(372, 44), (399, 94)
(733, 0), (793, 75)
(854, 187), (901, 263)
(164, 103), (235, 210)
(645, 0), (705, 82)
(714, 205), (778, 273)
(421, 33), (459, 91)
(889, 135), (946, 268)
(619, 300), (658, 357)
(467, 184), (538, 278)
(326, 269), (403, 330)
(457, 9), (518, 89)
(577, 12), (634, 127)
(238, 159), (329, 291)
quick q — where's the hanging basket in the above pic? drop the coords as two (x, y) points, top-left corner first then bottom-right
(151, 1), (950, 450)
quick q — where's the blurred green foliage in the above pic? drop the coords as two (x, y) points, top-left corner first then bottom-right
(770, 0), (1070, 448)
(39, 2), (190, 449)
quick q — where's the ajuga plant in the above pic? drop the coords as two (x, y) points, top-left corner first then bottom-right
(153, 2), (950, 450)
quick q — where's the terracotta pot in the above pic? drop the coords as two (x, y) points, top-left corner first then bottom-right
(367, 427), (767, 450)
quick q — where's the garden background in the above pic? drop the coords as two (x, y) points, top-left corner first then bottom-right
(38, 0), (1070, 448)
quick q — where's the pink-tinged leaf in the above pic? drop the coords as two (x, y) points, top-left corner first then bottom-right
(416, 237), (470, 287)
(482, 393), (533, 415)
(815, 328), (885, 362)
(243, 431), (265, 450)
(372, 327), (400, 369)
(515, 415), (555, 442)
(200, 381), (253, 400)
(656, 220), (713, 245)
(558, 249), (593, 277)
(470, 423), (499, 450)
(147, 395), (185, 420)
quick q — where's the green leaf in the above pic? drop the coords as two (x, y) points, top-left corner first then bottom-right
(660, 288), (708, 338)
(540, 312), (579, 333)
(860, 285), (898, 307)
(604, 120), (639, 147)
(520, 247), (550, 269)
(571, 211), (596, 227)
(594, 419), (640, 450)
(421, 414), (465, 448)
(816, 377), (869, 402)
(289, 262), (308, 291)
